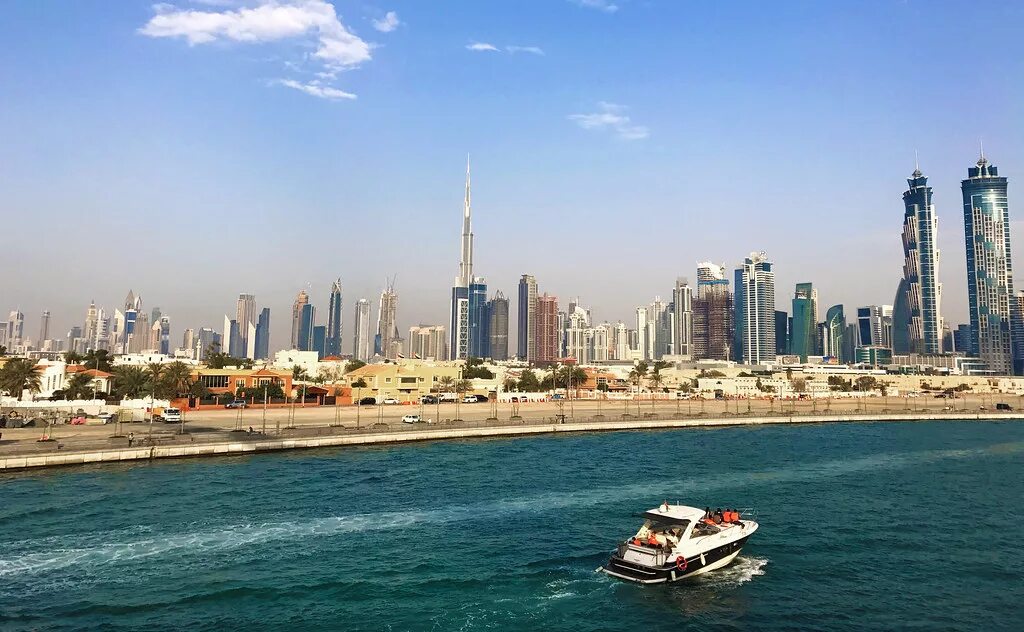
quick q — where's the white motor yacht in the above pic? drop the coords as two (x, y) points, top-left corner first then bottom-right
(600, 503), (758, 584)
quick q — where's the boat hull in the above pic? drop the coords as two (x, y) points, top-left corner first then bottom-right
(602, 533), (751, 584)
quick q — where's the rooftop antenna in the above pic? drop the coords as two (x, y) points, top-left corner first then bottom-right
(913, 149), (921, 177)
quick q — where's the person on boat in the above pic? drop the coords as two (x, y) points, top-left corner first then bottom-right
(713, 508), (724, 524)
(647, 531), (660, 547)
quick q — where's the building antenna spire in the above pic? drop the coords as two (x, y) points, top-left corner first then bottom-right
(913, 149), (921, 177)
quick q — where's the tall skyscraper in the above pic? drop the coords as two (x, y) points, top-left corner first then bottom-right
(892, 279), (912, 354)
(672, 278), (693, 358)
(235, 293), (257, 358)
(962, 152), (1017, 374)
(901, 164), (944, 354)
(182, 328), (195, 354)
(325, 279), (343, 357)
(518, 274), (538, 362)
(5, 310), (24, 348)
(857, 305), (893, 349)
(790, 282), (819, 361)
(735, 252), (776, 365)
(468, 277), (489, 358)
(488, 291), (509, 361)
(157, 316), (171, 355)
(693, 263), (733, 360)
(353, 299), (371, 361)
(822, 305), (847, 361)
(377, 283), (399, 359)
(312, 325), (327, 359)
(84, 301), (98, 351)
(123, 291), (141, 353)
(297, 303), (316, 352)
(774, 310), (790, 355)
(255, 307), (271, 360)
(38, 310), (50, 347)
(536, 294), (559, 364)
(450, 158), (474, 360)
(290, 290), (309, 350)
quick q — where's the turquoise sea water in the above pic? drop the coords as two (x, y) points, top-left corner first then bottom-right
(1, 420), (1023, 631)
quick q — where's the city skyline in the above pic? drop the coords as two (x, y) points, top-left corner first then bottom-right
(3, 2), (1024, 351)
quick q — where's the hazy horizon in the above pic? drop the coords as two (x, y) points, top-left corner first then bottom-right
(2, 1), (1023, 352)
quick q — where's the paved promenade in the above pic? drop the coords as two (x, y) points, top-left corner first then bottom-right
(2, 395), (1021, 471)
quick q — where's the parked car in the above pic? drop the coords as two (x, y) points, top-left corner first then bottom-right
(97, 411), (114, 421)
(462, 395), (477, 403)
(382, 398), (400, 405)
(402, 414), (433, 424)
(161, 408), (182, 423)
(358, 397), (376, 406)
(420, 395), (438, 404)
(224, 399), (247, 409)
(997, 402), (1013, 411)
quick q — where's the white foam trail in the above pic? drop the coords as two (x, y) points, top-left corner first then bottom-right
(696, 556), (768, 587)
(3, 440), (1018, 578)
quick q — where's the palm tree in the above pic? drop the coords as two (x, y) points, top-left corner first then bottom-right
(455, 379), (472, 394)
(64, 372), (95, 400)
(438, 376), (455, 394)
(163, 361), (193, 397)
(0, 359), (42, 400)
(83, 349), (113, 372)
(64, 350), (84, 365)
(113, 366), (149, 399)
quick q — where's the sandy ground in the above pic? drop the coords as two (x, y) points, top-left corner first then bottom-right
(2, 393), (1018, 457)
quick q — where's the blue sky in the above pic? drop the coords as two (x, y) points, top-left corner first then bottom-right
(2, 0), (1023, 350)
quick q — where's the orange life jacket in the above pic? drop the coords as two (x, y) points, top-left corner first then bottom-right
(647, 534), (659, 545)
(633, 538), (642, 546)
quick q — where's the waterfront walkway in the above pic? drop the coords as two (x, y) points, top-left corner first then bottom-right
(2, 406), (1020, 471)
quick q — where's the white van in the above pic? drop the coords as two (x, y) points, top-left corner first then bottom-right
(161, 408), (182, 423)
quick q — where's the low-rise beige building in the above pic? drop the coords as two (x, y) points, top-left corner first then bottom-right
(345, 361), (461, 403)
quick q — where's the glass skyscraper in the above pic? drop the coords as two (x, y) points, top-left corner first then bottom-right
(734, 252), (776, 365)
(901, 166), (943, 354)
(325, 279), (343, 357)
(790, 282), (818, 361)
(468, 277), (489, 358)
(962, 154), (1017, 374)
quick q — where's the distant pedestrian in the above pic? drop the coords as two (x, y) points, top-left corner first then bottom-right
(128, 432), (134, 447)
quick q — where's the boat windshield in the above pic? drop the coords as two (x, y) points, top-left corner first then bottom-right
(629, 519), (691, 549)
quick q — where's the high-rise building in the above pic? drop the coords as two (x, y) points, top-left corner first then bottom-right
(953, 323), (972, 354)
(735, 252), (776, 365)
(856, 305), (893, 349)
(791, 282), (819, 361)
(377, 283), (399, 360)
(408, 325), (447, 360)
(536, 294), (559, 364)
(157, 316), (170, 354)
(353, 299), (371, 361)
(5, 310), (24, 348)
(297, 304), (316, 352)
(38, 310), (50, 349)
(290, 290), (309, 350)
(488, 291), (509, 361)
(892, 279), (912, 354)
(694, 263), (733, 360)
(235, 293), (256, 358)
(325, 280), (343, 357)
(635, 306), (649, 360)
(518, 274), (538, 362)
(84, 301), (98, 351)
(312, 325), (327, 359)
(962, 153), (1017, 374)
(822, 305), (847, 361)
(468, 277), (489, 358)
(450, 158), (475, 360)
(901, 165), (944, 354)
(672, 278), (693, 358)
(254, 308), (271, 360)
(774, 310), (790, 355)
(196, 327), (217, 360)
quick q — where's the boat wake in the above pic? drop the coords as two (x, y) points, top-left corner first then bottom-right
(695, 556), (768, 587)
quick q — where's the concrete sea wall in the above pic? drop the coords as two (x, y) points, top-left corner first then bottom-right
(1, 412), (1019, 472)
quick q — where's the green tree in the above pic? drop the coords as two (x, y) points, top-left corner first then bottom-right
(0, 359), (42, 400)
(82, 349), (113, 372)
(239, 382), (285, 400)
(438, 375), (456, 393)
(629, 361), (649, 391)
(292, 366), (309, 381)
(64, 350), (84, 365)
(351, 378), (368, 388)
(827, 376), (852, 392)
(63, 372), (96, 400)
(113, 366), (150, 399)
(455, 379), (472, 393)
(463, 358), (495, 379)
(188, 380), (211, 399)
(345, 359), (366, 373)
(854, 376), (878, 392)
(0, 345), (6, 357)
(502, 377), (518, 391)
(517, 370), (541, 392)
(698, 369), (726, 378)
(649, 360), (670, 390)
(163, 362), (194, 397)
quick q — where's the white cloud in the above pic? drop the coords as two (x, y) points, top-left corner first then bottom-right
(372, 11), (399, 33)
(570, 0), (619, 13)
(466, 42), (499, 52)
(568, 102), (648, 140)
(506, 45), (544, 55)
(276, 78), (357, 100)
(140, 1), (369, 100)
(140, 1), (371, 67)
